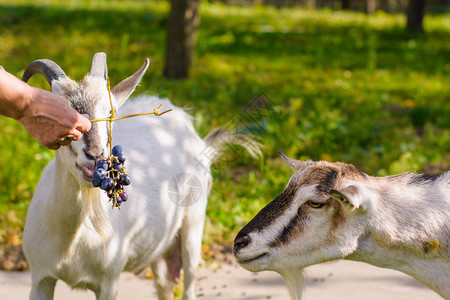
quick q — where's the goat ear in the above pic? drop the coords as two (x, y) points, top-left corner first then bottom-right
(329, 183), (376, 212)
(90, 52), (108, 79)
(112, 58), (150, 108)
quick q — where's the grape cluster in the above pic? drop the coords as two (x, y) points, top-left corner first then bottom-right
(92, 145), (131, 208)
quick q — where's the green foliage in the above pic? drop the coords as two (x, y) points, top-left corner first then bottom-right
(0, 0), (449, 247)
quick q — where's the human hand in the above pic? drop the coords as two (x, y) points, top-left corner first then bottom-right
(18, 87), (92, 150)
(0, 68), (91, 150)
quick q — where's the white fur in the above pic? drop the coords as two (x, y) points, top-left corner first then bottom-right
(24, 76), (212, 300)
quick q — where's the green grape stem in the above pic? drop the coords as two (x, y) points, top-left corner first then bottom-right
(107, 78), (114, 156)
(90, 104), (172, 123)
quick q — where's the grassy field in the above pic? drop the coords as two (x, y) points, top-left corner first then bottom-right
(0, 0), (449, 261)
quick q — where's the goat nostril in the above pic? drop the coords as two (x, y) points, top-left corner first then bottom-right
(84, 150), (93, 160)
(84, 149), (104, 161)
(233, 235), (251, 253)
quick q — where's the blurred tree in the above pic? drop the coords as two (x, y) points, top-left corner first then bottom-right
(164, 0), (200, 79)
(342, 0), (351, 9)
(367, 0), (377, 14)
(406, 0), (427, 32)
(306, 0), (316, 9)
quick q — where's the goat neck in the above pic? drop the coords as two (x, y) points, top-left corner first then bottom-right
(347, 174), (450, 299)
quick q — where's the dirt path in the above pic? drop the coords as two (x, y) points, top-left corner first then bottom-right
(0, 260), (443, 300)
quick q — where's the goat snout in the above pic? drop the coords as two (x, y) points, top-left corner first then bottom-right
(233, 234), (251, 253)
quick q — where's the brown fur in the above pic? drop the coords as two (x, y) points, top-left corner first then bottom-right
(269, 161), (366, 247)
(292, 161), (366, 194)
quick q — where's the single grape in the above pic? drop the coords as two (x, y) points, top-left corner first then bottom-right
(92, 179), (102, 187)
(97, 159), (109, 171)
(112, 145), (122, 156)
(119, 191), (128, 202)
(120, 174), (131, 185)
(101, 177), (114, 191)
(117, 152), (126, 163)
(97, 160), (105, 169)
(93, 168), (107, 181)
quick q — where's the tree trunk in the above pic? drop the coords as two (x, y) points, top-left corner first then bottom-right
(164, 0), (200, 79)
(367, 0), (377, 14)
(306, 0), (316, 9)
(342, 0), (351, 9)
(406, 0), (427, 33)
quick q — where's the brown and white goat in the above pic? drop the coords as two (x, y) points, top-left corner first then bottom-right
(233, 152), (450, 300)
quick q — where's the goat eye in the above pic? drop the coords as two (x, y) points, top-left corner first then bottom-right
(307, 201), (325, 209)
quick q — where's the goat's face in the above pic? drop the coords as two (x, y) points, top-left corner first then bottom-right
(233, 152), (377, 273)
(52, 76), (111, 186)
(23, 53), (149, 187)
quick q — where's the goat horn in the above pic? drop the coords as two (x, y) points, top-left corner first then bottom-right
(278, 151), (313, 171)
(89, 52), (108, 78)
(22, 59), (67, 86)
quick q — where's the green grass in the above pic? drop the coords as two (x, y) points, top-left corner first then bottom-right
(0, 0), (449, 250)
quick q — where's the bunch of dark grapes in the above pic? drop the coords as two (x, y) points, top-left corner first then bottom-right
(92, 145), (131, 209)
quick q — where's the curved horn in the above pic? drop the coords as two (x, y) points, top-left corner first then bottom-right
(22, 59), (67, 86)
(89, 52), (107, 78)
(278, 151), (313, 171)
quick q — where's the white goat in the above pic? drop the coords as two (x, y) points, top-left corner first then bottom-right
(233, 151), (450, 300)
(22, 53), (257, 300)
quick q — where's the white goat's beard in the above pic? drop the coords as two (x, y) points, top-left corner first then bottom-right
(80, 186), (110, 238)
(277, 268), (306, 300)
